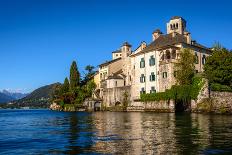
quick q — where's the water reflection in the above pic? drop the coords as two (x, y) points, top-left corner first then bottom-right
(1, 110), (232, 155)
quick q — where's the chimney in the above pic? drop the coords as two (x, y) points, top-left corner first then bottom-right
(152, 29), (162, 41)
(184, 31), (191, 44)
(141, 41), (147, 50)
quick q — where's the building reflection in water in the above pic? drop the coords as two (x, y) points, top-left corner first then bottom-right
(50, 112), (232, 154)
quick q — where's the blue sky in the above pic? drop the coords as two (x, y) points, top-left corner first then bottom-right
(0, 0), (231, 93)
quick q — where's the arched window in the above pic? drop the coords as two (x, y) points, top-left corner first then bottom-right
(172, 50), (176, 59)
(202, 55), (206, 65)
(170, 24), (173, 30)
(166, 50), (171, 59)
(195, 52), (199, 64)
(176, 23), (178, 28)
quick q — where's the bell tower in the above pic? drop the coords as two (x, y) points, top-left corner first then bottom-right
(167, 16), (186, 35)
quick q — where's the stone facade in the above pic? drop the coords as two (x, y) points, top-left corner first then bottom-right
(128, 100), (175, 112)
(103, 86), (130, 107)
(94, 16), (212, 109)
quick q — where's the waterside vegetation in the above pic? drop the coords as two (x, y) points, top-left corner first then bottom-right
(52, 61), (96, 111)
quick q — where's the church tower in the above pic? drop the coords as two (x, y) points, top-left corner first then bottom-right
(167, 16), (186, 35)
(121, 42), (132, 86)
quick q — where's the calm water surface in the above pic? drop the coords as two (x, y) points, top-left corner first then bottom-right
(0, 109), (232, 155)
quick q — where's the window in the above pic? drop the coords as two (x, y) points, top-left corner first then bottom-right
(195, 53), (199, 64)
(115, 81), (117, 87)
(150, 72), (155, 81)
(124, 80), (126, 86)
(149, 56), (155, 66)
(172, 50), (176, 59)
(116, 54), (118, 57)
(140, 74), (146, 83)
(195, 70), (198, 73)
(150, 87), (156, 94)
(140, 58), (145, 68)
(176, 23), (178, 28)
(140, 87), (145, 94)
(166, 50), (171, 59)
(202, 55), (206, 65)
(163, 72), (167, 78)
(100, 73), (102, 79)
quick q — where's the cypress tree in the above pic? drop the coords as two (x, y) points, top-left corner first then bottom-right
(69, 61), (80, 91)
(62, 77), (70, 93)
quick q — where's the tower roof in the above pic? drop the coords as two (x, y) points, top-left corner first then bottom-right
(122, 42), (131, 47)
(152, 29), (163, 34)
(170, 16), (186, 23)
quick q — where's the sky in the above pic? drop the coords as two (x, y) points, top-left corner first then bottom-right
(0, 0), (231, 93)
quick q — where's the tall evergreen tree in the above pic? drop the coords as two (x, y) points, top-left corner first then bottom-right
(62, 77), (70, 93)
(174, 48), (195, 85)
(69, 61), (80, 91)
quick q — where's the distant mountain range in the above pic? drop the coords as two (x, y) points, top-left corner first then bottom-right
(8, 83), (61, 108)
(0, 90), (28, 104)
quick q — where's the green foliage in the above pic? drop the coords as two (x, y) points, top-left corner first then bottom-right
(52, 61), (97, 110)
(122, 91), (129, 109)
(174, 48), (195, 85)
(141, 76), (204, 102)
(211, 83), (232, 92)
(204, 47), (232, 91)
(70, 61), (80, 91)
(61, 77), (70, 94)
(82, 65), (95, 86)
(86, 80), (96, 97)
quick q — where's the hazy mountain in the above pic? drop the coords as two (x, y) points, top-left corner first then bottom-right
(0, 92), (15, 104)
(11, 83), (61, 108)
(1, 90), (28, 100)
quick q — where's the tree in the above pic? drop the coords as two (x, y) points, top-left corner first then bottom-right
(85, 65), (94, 74)
(174, 48), (195, 85)
(70, 61), (80, 91)
(204, 47), (232, 88)
(62, 77), (70, 93)
(86, 80), (96, 97)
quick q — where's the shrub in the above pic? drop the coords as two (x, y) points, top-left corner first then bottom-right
(141, 76), (204, 102)
(211, 83), (232, 92)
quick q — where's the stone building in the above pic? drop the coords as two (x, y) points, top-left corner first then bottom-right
(93, 16), (212, 107)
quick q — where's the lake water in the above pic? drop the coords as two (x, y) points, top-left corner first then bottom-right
(0, 110), (232, 155)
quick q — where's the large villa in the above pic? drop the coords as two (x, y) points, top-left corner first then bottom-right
(93, 16), (212, 107)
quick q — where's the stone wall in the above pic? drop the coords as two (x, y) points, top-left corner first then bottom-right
(127, 100), (175, 112)
(103, 86), (131, 107)
(191, 79), (232, 113)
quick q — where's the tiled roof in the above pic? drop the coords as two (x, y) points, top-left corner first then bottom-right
(99, 58), (121, 67)
(139, 33), (187, 54)
(112, 49), (121, 53)
(107, 74), (124, 80)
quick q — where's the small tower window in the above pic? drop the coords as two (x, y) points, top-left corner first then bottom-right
(176, 23), (178, 28)
(172, 50), (176, 59)
(166, 50), (171, 59)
